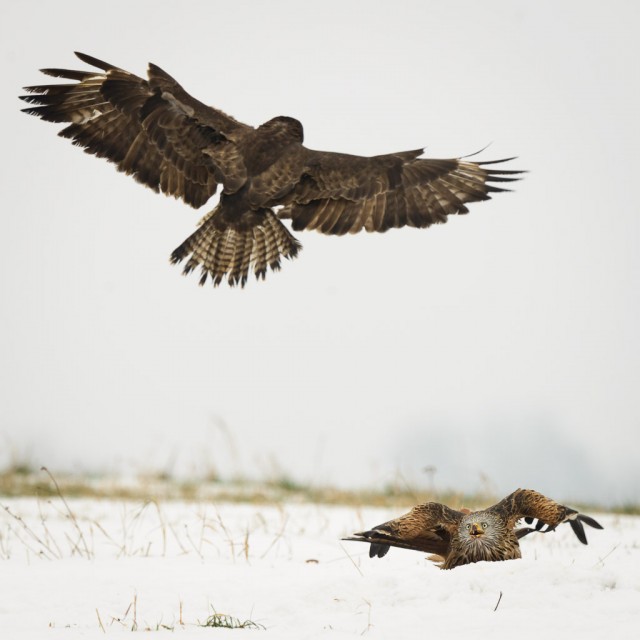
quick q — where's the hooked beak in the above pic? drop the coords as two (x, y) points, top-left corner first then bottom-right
(470, 523), (483, 537)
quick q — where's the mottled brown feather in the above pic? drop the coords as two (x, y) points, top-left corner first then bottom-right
(22, 53), (524, 287)
(344, 489), (603, 570)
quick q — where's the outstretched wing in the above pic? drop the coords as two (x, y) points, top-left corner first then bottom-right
(490, 489), (604, 545)
(278, 149), (522, 235)
(343, 502), (464, 558)
(21, 52), (252, 208)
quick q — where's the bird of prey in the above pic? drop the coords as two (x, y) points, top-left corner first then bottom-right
(343, 489), (603, 569)
(21, 52), (523, 287)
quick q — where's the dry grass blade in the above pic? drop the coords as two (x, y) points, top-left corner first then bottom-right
(41, 466), (92, 559)
(1, 503), (60, 559)
(340, 542), (364, 577)
(360, 598), (373, 635)
(96, 608), (106, 633)
(260, 513), (290, 559)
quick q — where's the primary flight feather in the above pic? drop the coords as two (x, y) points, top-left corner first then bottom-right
(22, 52), (523, 287)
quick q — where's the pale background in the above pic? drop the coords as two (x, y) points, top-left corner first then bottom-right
(1, 1), (638, 504)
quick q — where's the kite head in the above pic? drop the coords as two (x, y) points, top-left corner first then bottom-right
(459, 511), (504, 549)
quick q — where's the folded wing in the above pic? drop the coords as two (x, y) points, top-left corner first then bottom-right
(343, 502), (464, 558)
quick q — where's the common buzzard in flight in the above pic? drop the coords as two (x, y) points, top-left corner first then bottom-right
(343, 489), (603, 569)
(22, 52), (523, 287)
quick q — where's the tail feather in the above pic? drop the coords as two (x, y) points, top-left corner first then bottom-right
(170, 206), (301, 287)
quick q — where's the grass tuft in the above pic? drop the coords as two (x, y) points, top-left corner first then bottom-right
(199, 608), (265, 630)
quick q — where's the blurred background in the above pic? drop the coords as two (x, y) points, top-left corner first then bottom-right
(1, 1), (638, 505)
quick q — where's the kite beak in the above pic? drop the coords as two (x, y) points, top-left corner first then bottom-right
(470, 523), (484, 538)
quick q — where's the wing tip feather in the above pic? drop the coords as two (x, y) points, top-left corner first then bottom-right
(74, 51), (115, 71)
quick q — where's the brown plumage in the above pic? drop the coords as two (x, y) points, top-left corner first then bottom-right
(343, 489), (603, 570)
(22, 52), (524, 287)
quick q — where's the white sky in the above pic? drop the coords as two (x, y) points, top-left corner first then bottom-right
(1, 1), (638, 504)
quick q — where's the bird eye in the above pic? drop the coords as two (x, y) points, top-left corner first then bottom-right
(466, 524), (471, 530)
(482, 522), (488, 529)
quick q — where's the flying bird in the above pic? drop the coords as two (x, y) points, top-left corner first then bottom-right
(343, 489), (603, 570)
(21, 52), (523, 287)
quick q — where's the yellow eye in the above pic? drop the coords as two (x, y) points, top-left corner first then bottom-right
(481, 522), (488, 529)
(466, 524), (471, 530)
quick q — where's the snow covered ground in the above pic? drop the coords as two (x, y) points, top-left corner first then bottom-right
(0, 497), (637, 638)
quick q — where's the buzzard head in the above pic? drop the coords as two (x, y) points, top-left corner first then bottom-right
(259, 116), (304, 143)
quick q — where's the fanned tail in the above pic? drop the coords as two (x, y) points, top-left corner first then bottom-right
(170, 206), (301, 287)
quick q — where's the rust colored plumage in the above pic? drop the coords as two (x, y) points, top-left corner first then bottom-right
(22, 52), (524, 287)
(343, 489), (603, 569)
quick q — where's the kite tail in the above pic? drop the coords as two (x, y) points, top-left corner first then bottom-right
(170, 206), (301, 287)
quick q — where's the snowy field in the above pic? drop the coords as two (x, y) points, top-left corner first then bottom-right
(0, 497), (637, 638)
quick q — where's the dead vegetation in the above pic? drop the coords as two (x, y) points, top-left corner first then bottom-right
(0, 465), (470, 509)
(0, 465), (636, 514)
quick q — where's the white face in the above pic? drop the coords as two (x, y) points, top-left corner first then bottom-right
(459, 513), (499, 542)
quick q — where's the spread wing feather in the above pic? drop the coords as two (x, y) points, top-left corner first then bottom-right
(22, 52), (526, 287)
(280, 151), (522, 235)
(20, 52), (252, 208)
(490, 488), (604, 545)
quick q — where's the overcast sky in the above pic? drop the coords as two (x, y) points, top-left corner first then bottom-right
(1, 1), (638, 505)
